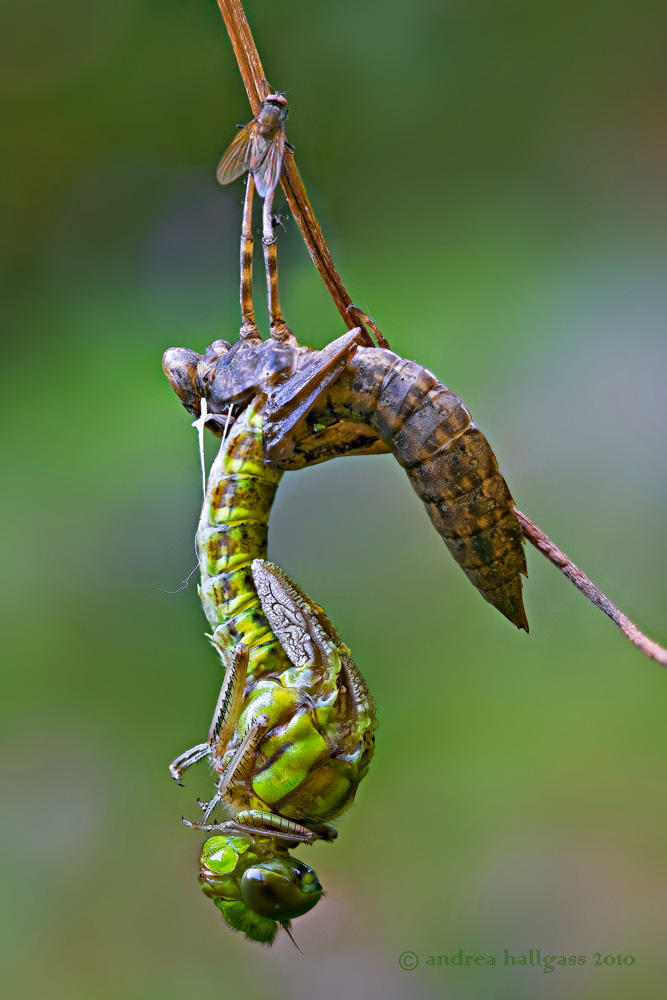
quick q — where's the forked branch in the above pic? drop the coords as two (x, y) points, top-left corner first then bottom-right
(215, 0), (666, 669)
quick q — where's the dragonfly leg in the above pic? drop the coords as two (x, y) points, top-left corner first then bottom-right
(207, 643), (249, 752)
(182, 815), (231, 833)
(201, 712), (271, 822)
(307, 823), (338, 843)
(262, 189), (292, 342)
(168, 643), (249, 786)
(239, 175), (261, 341)
(194, 707), (270, 825)
(198, 790), (222, 823)
(169, 743), (211, 785)
(184, 809), (318, 844)
(233, 810), (318, 844)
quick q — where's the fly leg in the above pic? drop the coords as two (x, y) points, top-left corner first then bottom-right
(168, 644), (249, 785)
(240, 176), (261, 341)
(262, 188), (292, 342)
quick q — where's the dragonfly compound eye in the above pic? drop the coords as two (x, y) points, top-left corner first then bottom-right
(240, 858), (323, 921)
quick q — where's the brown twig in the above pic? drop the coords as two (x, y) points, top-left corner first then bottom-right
(515, 508), (667, 667)
(215, 0), (666, 669)
(216, 0), (375, 347)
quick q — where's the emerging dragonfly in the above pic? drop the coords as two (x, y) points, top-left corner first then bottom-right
(217, 92), (291, 342)
(163, 338), (376, 945)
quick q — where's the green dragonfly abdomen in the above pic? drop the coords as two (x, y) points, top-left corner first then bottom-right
(196, 401), (291, 677)
(193, 400), (375, 826)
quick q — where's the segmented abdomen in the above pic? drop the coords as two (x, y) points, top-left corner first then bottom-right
(331, 349), (528, 630)
(197, 402), (292, 675)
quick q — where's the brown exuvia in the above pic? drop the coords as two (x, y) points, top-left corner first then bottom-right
(164, 330), (528, 631)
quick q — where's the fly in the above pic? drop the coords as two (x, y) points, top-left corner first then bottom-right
(217, 92), (292, 342)
(217, 92), (289, 199)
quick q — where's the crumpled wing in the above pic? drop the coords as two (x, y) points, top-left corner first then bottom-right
(251, 559), (333, 669)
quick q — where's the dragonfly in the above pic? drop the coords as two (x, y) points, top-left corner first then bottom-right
(217, 92), (292, 342)
(163, 339), (376, 945)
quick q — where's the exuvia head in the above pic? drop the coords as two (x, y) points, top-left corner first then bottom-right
(162, 336), (303, 427)
(199, 834), (323, 945)
(162, 339), (231, 417)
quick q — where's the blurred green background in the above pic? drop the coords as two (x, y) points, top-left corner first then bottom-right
(2, 0), (666, 997)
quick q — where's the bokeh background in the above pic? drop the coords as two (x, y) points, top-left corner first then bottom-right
(2, 1), (666, 997)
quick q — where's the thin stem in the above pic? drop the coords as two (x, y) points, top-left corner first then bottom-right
(216, 0), (375, 346)
(515, 508), (667, 668)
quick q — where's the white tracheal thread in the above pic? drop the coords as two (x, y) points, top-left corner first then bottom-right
(192, 400), (234, 499)
(191, 395), (209, 497)
(220, 404), (234, 452)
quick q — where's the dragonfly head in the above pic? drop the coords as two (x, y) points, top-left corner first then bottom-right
(199, 835), (323, 944)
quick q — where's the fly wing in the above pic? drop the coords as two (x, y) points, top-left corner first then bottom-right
(251, 131), (286, 198)
(216, 125), (254, 186)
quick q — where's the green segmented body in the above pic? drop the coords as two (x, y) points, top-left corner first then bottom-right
(164, 336), (377, 943)
(196, 397), (375, 829)
(197, 398), (290, 678)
